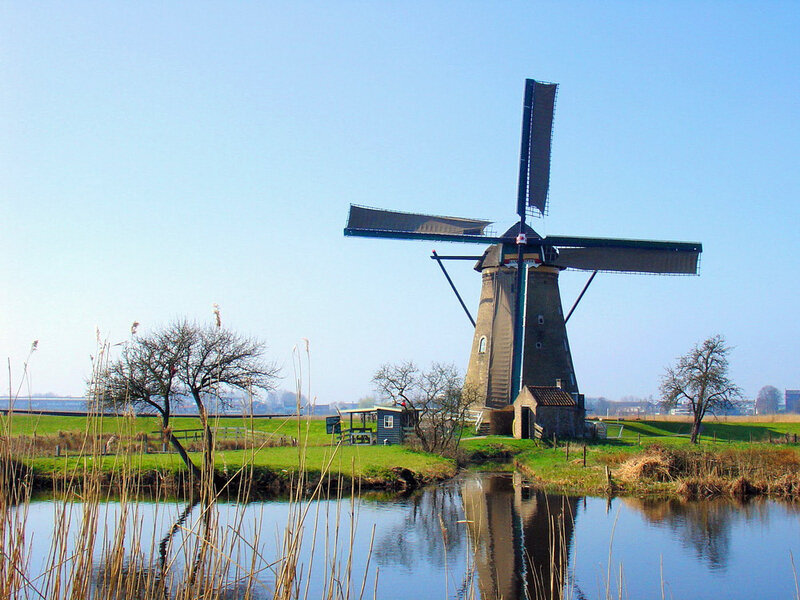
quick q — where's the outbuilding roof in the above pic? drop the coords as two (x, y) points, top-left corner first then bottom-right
(525, 386), (577, 407)
(339, 405), (409, 414)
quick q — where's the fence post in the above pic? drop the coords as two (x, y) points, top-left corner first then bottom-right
(553, 433), (557, 450)
(565, 441), (570, 461)
(583, 444), (587, 468)
(637, 432), (641, 445)
(713, 431), (717, 444)
(55, 445), (61, 457)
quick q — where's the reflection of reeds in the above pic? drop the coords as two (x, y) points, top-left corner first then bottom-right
(1, 340), (375, 600)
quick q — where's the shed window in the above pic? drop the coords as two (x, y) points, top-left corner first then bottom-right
(478, 336), (487, 354)
(383, 415), (394, 429)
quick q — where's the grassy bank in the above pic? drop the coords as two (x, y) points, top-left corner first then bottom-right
(28, 445), (456, 487)
(461, 419), (800, 500)
(8, 413), (800, 499)
(3, 413), (333, 444)
(4, 413), (456, 494)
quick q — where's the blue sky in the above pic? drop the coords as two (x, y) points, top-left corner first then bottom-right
(2, 2), (799, 402)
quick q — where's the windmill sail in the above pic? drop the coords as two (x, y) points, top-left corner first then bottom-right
(518, 80), (558, 217)
(345, 205), (494, 242)
(553, 246), (700, 274)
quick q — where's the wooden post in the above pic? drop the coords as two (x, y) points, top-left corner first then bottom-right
(553, 433), (557, 450)
(583, 444), (587, 468)
(637, 432), (641, 445)
(55, 445), (60, 457)
(162, 442), (167, 453)
(605, 465), (612, 488)
(794, 434), (797, 444)
(713, 431), (717, 444)
(749, 432), (752, 443)
(565, 441), (570, 461)
(768, 432), (772, 444)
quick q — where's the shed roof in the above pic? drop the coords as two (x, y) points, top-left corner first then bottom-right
(525, 386), (577, 407)
(339, 405), (409, 415)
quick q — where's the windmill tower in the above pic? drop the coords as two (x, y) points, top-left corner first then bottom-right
(344, 79), (702, 412)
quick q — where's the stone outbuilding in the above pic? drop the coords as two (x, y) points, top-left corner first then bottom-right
(513, 385), (585, 439)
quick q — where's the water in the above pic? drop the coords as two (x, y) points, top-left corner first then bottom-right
(12, 473), (800, 599)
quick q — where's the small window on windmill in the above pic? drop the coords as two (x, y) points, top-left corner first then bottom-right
(479, 336), (487, 354)
(535, 341), (543, 350)
(537, 315), (544, 325)
(383, 415), (394, 429)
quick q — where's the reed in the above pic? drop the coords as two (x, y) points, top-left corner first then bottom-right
(615, 444), (800, 499)
(1, 341), (378, 600)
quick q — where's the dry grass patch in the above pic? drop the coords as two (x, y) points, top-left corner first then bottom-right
(615, 444), (800, 500)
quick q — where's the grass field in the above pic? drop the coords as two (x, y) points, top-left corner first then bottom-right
(600, 418), (800, 443)
(4, 413), (456, 483)
(2, 413), (333, 444)
(7, 413), (800, 497)
(460, 419), (800, 497)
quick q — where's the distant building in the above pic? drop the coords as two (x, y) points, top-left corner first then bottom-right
(669, 402), (693, 416)
(786, 390), (800, 414)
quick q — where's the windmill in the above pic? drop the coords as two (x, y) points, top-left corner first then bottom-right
(344, 79), (701, 411)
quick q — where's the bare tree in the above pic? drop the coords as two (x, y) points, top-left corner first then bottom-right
(100, 323), (199, 477)
(755, 385), (781, 415)
(660, 335), (742, 443)
(98, 320), (279, 478)
(373, 361), (475, 453)
(176, 322), (279, 474)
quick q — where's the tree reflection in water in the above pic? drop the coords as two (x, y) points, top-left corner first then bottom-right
(91, 500), (271, 600)
(621, 497), (799, 572)
(372, 484), (468, 569)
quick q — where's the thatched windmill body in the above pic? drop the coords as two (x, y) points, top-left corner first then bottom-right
(344, 79), (702, 408)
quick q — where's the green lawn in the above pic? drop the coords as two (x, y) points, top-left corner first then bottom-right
(9, 414), (455, 481)
(601, 419), (800, 444)
(29, 444), (456, 480)
(461, 422), (800, 496)
(2, 413), (332, 444)
(11, 414), (800, 494)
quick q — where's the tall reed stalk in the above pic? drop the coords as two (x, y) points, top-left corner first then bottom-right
(1, 338), (375, 600)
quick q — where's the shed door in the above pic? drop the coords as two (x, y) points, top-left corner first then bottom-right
(521, 407), (532, 440)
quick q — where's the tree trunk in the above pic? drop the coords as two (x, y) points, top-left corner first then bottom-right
(162, 412), (202, 479)
(690, 415), (702, 444)
(191, 391), (215, 483)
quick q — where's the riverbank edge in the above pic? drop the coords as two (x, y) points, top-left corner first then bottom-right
(511, 449), (800, 502)
(16, 460), (457, 499)
(15, 440), (800, 502)
(460, 439), (800, 501)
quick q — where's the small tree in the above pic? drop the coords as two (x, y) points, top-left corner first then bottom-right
(755, 385), (781, 415)
(176, 322), (279, 474)
(99, 320), (279, 478)
(373, 361), (475, 453)
(659, 335), (742, 443)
